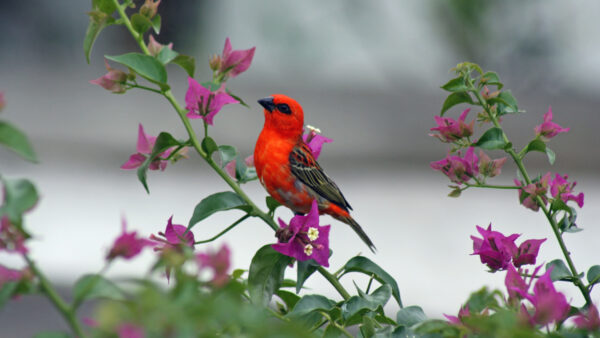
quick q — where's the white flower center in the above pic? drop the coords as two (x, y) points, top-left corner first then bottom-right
(304, 244), (313, 256)
(307, 227), (319, 241)
(306, 125), (321, 134)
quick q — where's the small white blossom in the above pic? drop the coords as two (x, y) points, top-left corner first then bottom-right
(307, 227), (319, 241)
(304, 244), (313, 256)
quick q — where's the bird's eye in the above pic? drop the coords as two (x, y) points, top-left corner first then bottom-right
(277, 103), (291, 115)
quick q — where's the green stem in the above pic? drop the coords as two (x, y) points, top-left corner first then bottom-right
(470, 84), (592, 306)
(320, 312), (353, 338)
(111, 0), (151, 55)
(318, 266), (350, 300)
(194, 215), (250, 244)
(465, 183), (520, 190)
(129, 83), (162, 94)
(25, 255), (86, 338)
(365, 274), (375, 294)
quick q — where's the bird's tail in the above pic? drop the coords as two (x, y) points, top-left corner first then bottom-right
(327, 204), (376, 253)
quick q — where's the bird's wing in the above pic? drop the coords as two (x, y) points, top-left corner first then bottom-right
(289, 143), (352, 210)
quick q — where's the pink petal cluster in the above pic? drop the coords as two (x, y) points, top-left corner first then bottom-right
(478, 151), (507, 178)
(185, 78), (238, 125)
(471, 224), (546, 271)
(117, 323), (145, 338)
(196, 244), (231, 287)
(430, 109), (474, 143)
(444, 305), (471, 325)
(90, 60), (128, 94)
(219, 37), (255, 79)
(121, 124), (173, 171)
(430, 147), (479, 185)
(272, 200), (331, 267)
(303, 128), (333, 160)
(0, 264), (24, 287)
(510, 267), (570, 326)
(147, 35), (173, 57)
(0, 216), (28, 254)
(514, 173), (551, 211)
(106, 218), (155, 261)
(550, 173), (584, 208)
(573, 303), (600, 331)
(149, 216), (195, 250)
(534, 107), (570, 140)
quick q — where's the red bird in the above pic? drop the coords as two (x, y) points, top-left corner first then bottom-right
(254, 94), (375, 252)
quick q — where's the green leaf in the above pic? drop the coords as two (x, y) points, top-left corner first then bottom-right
(131, 13), (152, 34)
(587, 265), (600, 285)
(136, 132), (181, 193)
(441, 77), (468, 92)
(188, 191), (250, 229)
(489, 91), (519, 114)
(287, 294), (337, 319)
(480, 71), (503, 89)
(465, 287), (501, 313)
(546, 259), (572, 281)
(248, 245), (293, 306)
(106, 52), (167, 84)
(359, 316), (377, 338)
(0, 282), (19, 309)
(218, 145), (237, 166)
(340, 256), (402, 307)
(440, 92), (472, 115)
(0, 178), (39, 223)
(92, 0), (117, 14)
(342, 284), (391, 325)
(172, 55), (195, 78)
(0, 121), (37, 162)
(558, 208), (580, 233)
(151, 14), (161, 34)
(396, 306), (427, 327)
(201, 136), (218, 156)
(550, 199), (570, 213)
(474, 127), (506, 150)
(83, 14), (115, 64)
(266, 196), (282, 213)
(546, 147), (556, 165)
(448, 187), (461, 198)
(296, 259), (319, 294)
(323, 325), (345, 338)
(156, 46), (179, 65)
(522, 139), (546, 156)
(226, 89), (250, 108)
(276, 290), (301, 312)
(72, 274), (125, 308)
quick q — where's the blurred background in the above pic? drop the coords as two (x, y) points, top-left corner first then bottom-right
(1, 0), (599, 335)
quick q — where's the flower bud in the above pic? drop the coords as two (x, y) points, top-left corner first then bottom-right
(139, 0), (160, 19)
(209, 54), (221, 71)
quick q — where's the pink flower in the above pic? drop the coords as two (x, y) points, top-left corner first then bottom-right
(121, 124), (173, 171)
(517, 267), (570, 326)
(550, 173), (584, 208)
(478, 151), (507, 178)
(0, 264), (23, 287)
(90, 60), (128, 94)
(149, 216), (195, 250)
(430, 147), (479, 185)
(147, 35), (173, 57)
(219, 37), (256, 79)
(117, 323), (145, 338)
(514, 173), (551, 211)
(430, 108), (474, 143)
(511, 239), (546, 268)
(272, 200), (331, 267)
(573, 303), (600, 331)
(471, 224), (518, 271)
(444, 305), (470, 325)
(534, 106), (570, 140)
(106, 218), (155, 261)
(196, 244), (231, 287)
(185, 78), (238, 125)
(302, 127), (333, 160)
(0, 216), (28, 254)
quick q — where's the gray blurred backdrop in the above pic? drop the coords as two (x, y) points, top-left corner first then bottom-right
(1, 1), (599, 336)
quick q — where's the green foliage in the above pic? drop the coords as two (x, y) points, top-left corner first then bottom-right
(587, 265), (600, 287)
(84, 1), (117, 63)
(156, 46), (179, 65)
(396, 305), (427, 327)
(480, 71), (503, 89)
(131, 13), (152, 34)
(296, 259), (319, 294)
(341, 284), (391, 325)
(188, 191), (250, 229)
(0, 177), (39, 223)
(546, 259), (574, 282)
(105, 53), (168, 86)
(171, 54), (196, 77)
(136, 132), (183, 193)
(200, 136), (218, 156)
(441, 77), (469, 92)
(248, 245), (293, 306)
(340, 256), (403, 307)
(151, 14), (161, 34)
(287, 294), (337, 320)
(473, 127), (506, 150)
(0, 121), (38, 162)
(440, 92), (473, 115)
(72, 274), (125, 309)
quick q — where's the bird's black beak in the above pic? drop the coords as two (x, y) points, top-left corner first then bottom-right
(258, 97), (275, 112)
